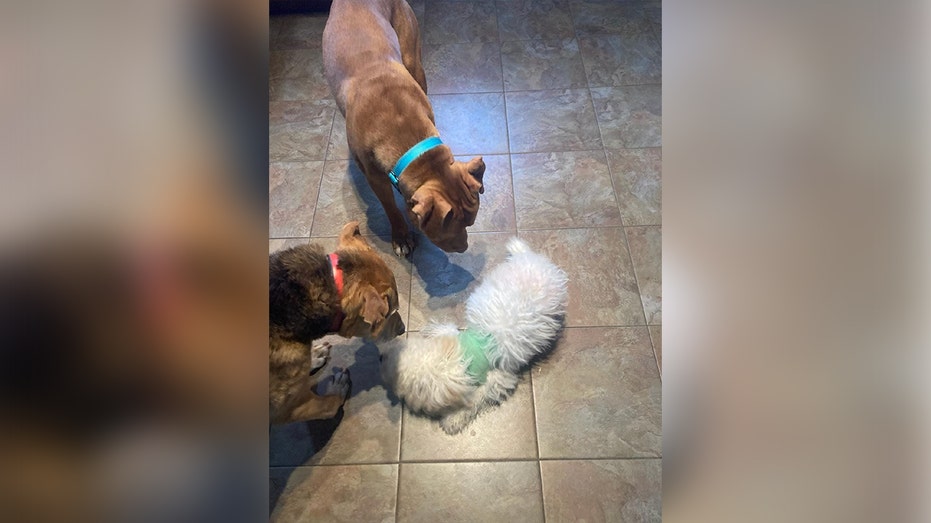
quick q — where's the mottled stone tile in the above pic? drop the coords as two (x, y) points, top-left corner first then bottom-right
(269, 238), (308, 254)
(532, 327), (661, 457)
(272, 14), (328, 50)
(409, 0), (425, 27)
(423, 0), (498, 44)
(270, 73), (332, 103)
(496, 0), (575, 41)
(458, 154), (515, 233)
(326, 111), (350, 161)
(269, 100), (335, 162)
(269, 98), (334, 126)
(570, 0), (656, 36)
(269, 161), (324, 238)
(422, 42), (503, 94)
(643, 3), (661, 25)
(400, 369), (536, 461)
(511, 151), (621, 229)
(310, 159), (407, 239)
(270, 49), (327, 82)
(541, 459), (661, 522)
(648, 324), (661, 374)
(606, 147), (661, 225)
(431, 93), (509, 155)
(397, 462), (544, 523)
(270, 16), (285, 45)
(578, 33), (661, 87)
(506, 89), (602, 153)
(269, 336), (403, 466)
(501, 39), (587, 91)
(270, 465), (398, 522)
(520, 228), (644, 326)
(269, 48), (330, 102)
(591, 85), (661, 148)
(408, 232), (513, 331)
(626, 225), (661, 324)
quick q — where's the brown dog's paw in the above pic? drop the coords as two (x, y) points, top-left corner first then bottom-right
(316, 368), (351, 400)
(392, 234), (415, 258)
(309, 342), (332, 375)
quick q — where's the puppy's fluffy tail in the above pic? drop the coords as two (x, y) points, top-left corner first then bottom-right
(507, 237), (531, 255)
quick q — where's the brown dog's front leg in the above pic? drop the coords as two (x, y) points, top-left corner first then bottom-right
(369, 178), (415, 258)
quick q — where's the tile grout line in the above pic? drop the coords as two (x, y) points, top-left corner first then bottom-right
(428, 83), (662, 96)
(273, 223), (661, 243)
(494, 7), (520, 235)
(620, 224), (659, 375)
(308, 156), (332, 239)
(528, 372), (546, 521)
(268, 456), (662, 470)
(648, 324), (662, 381)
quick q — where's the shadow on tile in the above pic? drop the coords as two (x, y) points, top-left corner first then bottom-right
(409, 234), (478, 298)
(269, 405), (346, 467)
(311, 159), (411, 245)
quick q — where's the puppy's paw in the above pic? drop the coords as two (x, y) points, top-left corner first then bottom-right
(317, 368), (351, 400)
(309, 342), (332, 375)
(392, 233), (415, 258)
(439, 411), (474, 435)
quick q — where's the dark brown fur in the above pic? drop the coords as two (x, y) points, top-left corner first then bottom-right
(269, 222), (404, 424)
(323, 0), (485, 255)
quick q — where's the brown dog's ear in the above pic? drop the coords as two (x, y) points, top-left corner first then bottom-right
(343, 220), (362, 237)
(338, 220), (368, 250)
(466, 156), (485, 194)
(361, 286), (388, 327)
(409, 191), (435, 228)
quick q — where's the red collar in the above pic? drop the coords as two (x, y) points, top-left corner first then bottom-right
(327, 253), (345, 333)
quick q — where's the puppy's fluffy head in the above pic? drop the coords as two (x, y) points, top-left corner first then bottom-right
(380, 327), (474, 416)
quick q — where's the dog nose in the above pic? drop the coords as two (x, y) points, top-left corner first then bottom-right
(397, 323), (406, 335)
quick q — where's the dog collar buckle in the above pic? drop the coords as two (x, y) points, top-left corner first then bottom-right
(387, 136), (444, 189)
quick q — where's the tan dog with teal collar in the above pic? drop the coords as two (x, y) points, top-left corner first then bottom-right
(379, 238), (568, 434)
(323, 0), (485, 256)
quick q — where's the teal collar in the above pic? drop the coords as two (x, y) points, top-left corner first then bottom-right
(459, 328), (494, 384)
(387, 136), (444, 189)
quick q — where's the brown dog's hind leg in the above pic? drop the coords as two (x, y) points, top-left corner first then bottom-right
(393, 0), (428, 94)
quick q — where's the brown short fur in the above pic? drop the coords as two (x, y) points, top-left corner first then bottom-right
(269, 221), (404, 424)
(323, 0), (485, 255)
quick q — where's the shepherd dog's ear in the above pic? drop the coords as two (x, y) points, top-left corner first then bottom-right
(361, 285), (388, 328)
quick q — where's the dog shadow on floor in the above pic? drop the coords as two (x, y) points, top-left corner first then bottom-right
(345, 160), (477, 297)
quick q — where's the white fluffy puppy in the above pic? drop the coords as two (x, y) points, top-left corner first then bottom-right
(380, 238), (568, 434)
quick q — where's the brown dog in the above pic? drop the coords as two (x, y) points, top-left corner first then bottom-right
(323, 0), (485, 256)
(269, 222), (405, 424)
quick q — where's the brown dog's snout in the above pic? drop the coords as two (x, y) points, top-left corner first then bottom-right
(437, 237), (468, 253)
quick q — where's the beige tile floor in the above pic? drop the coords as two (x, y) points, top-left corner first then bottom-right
(270, 1), (661, 520)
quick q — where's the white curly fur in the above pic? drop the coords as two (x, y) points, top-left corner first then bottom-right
(380, 238), (568, 434)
